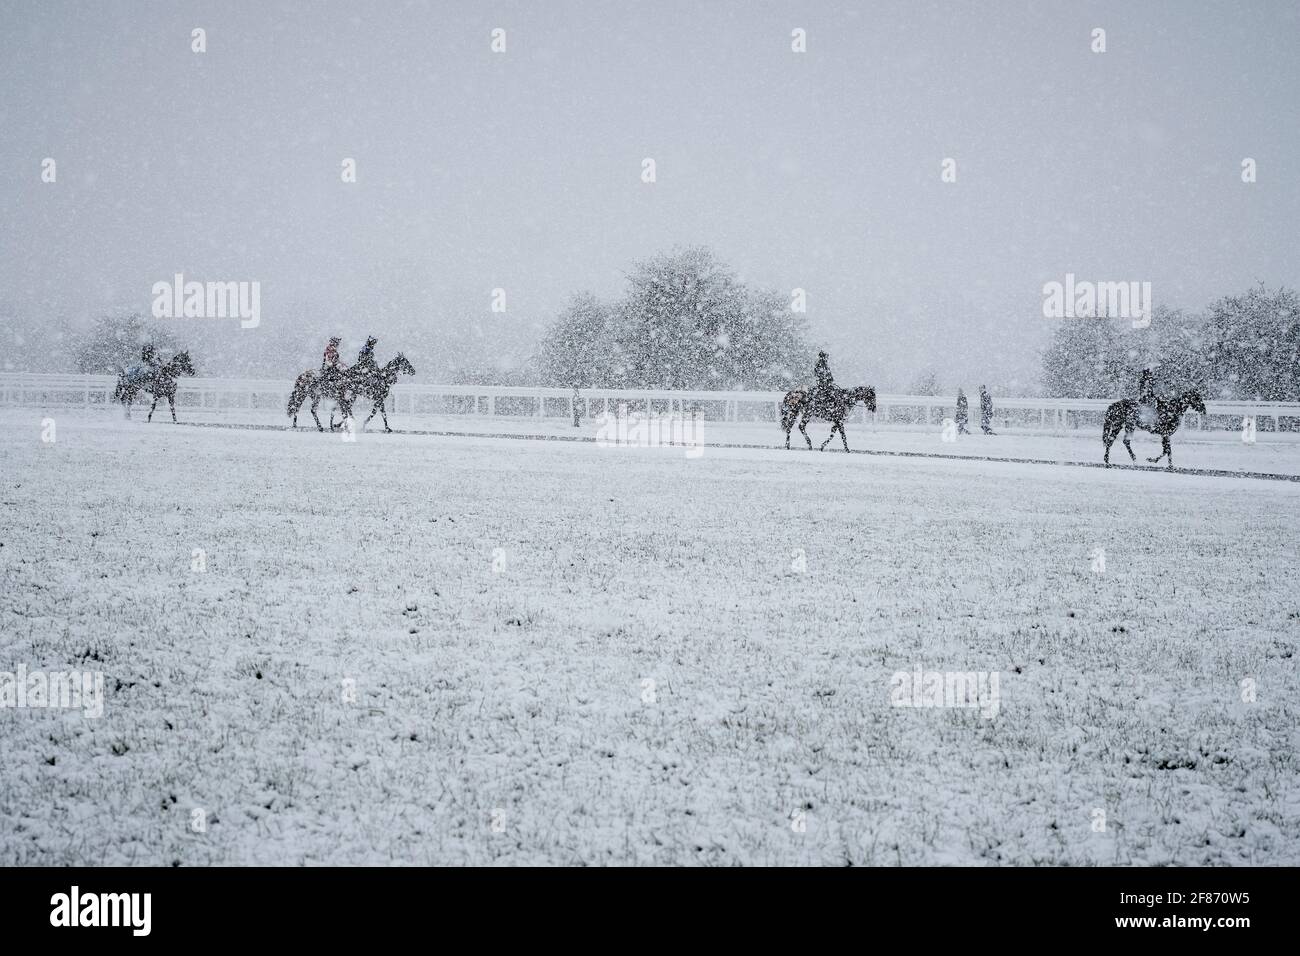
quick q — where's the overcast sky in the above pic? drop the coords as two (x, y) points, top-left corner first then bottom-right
(2, 0), (1297, 388)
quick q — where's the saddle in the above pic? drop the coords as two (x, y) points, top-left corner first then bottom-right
(809, 384), (843, 414)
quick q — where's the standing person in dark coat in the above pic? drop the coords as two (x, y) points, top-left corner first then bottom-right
(955, 388), (970, 435)
(979, 385), (995, 434)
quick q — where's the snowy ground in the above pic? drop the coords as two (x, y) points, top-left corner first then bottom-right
(2, 408), (1298, 865)
(82, 402), (1300, 475)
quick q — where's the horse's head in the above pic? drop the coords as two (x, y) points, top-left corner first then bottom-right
(850, 386), (877, 412)
(392, 352), (415, 377)
(1182, 390), (1206, 415)
(168, 351), (196, 376)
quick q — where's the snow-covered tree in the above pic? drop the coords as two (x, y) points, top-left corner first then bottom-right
(75, 312), (181, 373)
(1202, 285), (1300, 401)
(1041, 317), (1127, 397)
(535, 292), (616, 388)
(534, 247), (810, 390)
(909, 368), (940, 395)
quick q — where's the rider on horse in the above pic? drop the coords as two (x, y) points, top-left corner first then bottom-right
(1137, 364), (1158, 426)
(322, 337), (344, 371)
(321, 336), (347, 386)
(812, 351), (836, 409)
(354, 336), (379, 378)
(128, 343), (162, 385)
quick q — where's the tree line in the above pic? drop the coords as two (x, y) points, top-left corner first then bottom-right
(1041, 285), (1300, 402)
(20, 254), (1299, 402)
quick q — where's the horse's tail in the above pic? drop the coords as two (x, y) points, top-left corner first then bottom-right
(780, 390), (806, 433)
(1101, 401), (1126, 449)
(287, 372), (311, 418)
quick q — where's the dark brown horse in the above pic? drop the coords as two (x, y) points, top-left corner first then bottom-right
(287, 366), (354, 431)
(338, 353), (416, 432)
(1102, 390), (1206, 469)
(114, 351), (196, 422)
(781, 385), (877, 451)
(288, 354), (415, 432)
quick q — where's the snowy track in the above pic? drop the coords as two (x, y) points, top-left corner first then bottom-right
(2, 410), (1298, 865)
(176, 418), (1300, 483)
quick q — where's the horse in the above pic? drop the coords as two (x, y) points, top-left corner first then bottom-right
(114, 351), (196, 422)
(781, 385), (877, 451)
(1102, 390), (1206, 469)
(337, 353), (416, 432)
(287, 365), (355, 431)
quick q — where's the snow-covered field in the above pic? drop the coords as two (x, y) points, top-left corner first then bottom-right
(2, 408), (1298, 865)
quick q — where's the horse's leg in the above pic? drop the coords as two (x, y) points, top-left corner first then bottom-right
(363, 400), (379, 429)
(840, 422), (850, 453)
(1147, 435), (1166, 465)
(311, 396), (323, 432)
(1163, 436), (1173, 469)
(1123, 427), (1136, 461)
(819, 423), (835, 452)
(379, 401), (392, 433)
(169, 393), (177, 423)
(147, 395), (158, 423)
(799, 415), (813, 450)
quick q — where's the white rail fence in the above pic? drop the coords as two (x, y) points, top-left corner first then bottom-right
(2, 372), (1297, 432)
